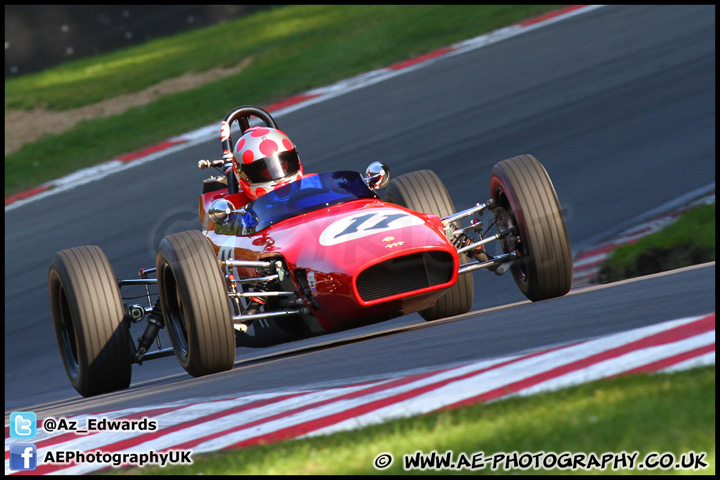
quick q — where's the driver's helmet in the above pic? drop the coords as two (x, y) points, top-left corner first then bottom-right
(233, 126), (303, 200)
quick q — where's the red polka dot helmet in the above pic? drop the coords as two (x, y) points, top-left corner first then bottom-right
(233, 126), (303, 200)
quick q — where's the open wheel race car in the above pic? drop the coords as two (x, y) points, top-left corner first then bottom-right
(49, 106), (573, 397)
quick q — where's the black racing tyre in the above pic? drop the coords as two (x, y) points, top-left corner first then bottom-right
(48, 246), (132, 397)
(490, 155), (572, 301)
(156, 230), (235, 377)
(386, 170), (474, 321)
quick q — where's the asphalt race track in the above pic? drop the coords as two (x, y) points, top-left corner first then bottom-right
(4, 5), (715, 422)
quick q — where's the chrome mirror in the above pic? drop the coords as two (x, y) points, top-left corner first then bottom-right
(364, 162), (390, 190)
(208, 199), (238, 225)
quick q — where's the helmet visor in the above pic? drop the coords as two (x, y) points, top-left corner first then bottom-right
(240, 150), (300, 183)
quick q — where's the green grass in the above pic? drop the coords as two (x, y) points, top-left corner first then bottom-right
(107, 366), (715, 475)
(599, 203), (715, 283)
(4, 5), (563, 197)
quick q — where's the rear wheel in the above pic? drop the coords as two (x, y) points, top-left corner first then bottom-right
(49, 246), (132, 397)
(156, 230), (235, 377)
(490, 155), (572, 301)
(386, 170), (474, 321)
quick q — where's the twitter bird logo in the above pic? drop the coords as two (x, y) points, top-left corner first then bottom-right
(10, 412), (37, 439)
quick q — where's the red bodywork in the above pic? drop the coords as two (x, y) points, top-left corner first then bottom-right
(199, 187), (459, 333)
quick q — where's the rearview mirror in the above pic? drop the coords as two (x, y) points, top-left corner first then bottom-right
(364, 162), (390, 190)
(208, 199), (239, 225)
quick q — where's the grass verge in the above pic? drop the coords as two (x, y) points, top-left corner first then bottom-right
(107, 365), (715, 475)
(5, 5), (562, 197)
(599, 203), (715, 283)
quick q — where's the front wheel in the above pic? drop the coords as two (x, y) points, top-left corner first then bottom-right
(156, 230), (235, 377)
(48, 246), (132, 397)
(386, 170), (474, 321)
(490, 155), (572, 301)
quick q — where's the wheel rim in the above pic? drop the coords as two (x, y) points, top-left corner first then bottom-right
(55, 283), (80, 377)
(494, 187), (528, 282)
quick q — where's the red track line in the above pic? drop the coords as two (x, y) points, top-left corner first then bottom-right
(617, 343), (715, 376)
(215, 346), (573, 450)
(388, 47), (456, 71)
(518, 5), (589, 27)
(442, 314), (715, 410)
(4, 185), (52, 205)
(115, 139), (188, 162)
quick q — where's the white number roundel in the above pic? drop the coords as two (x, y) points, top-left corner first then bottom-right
(319, 210), (423, 246)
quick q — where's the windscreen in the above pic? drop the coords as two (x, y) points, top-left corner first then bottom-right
(238, 171), (379, 234)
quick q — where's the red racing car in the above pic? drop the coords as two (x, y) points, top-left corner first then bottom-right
(49, 106), (573, 397)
